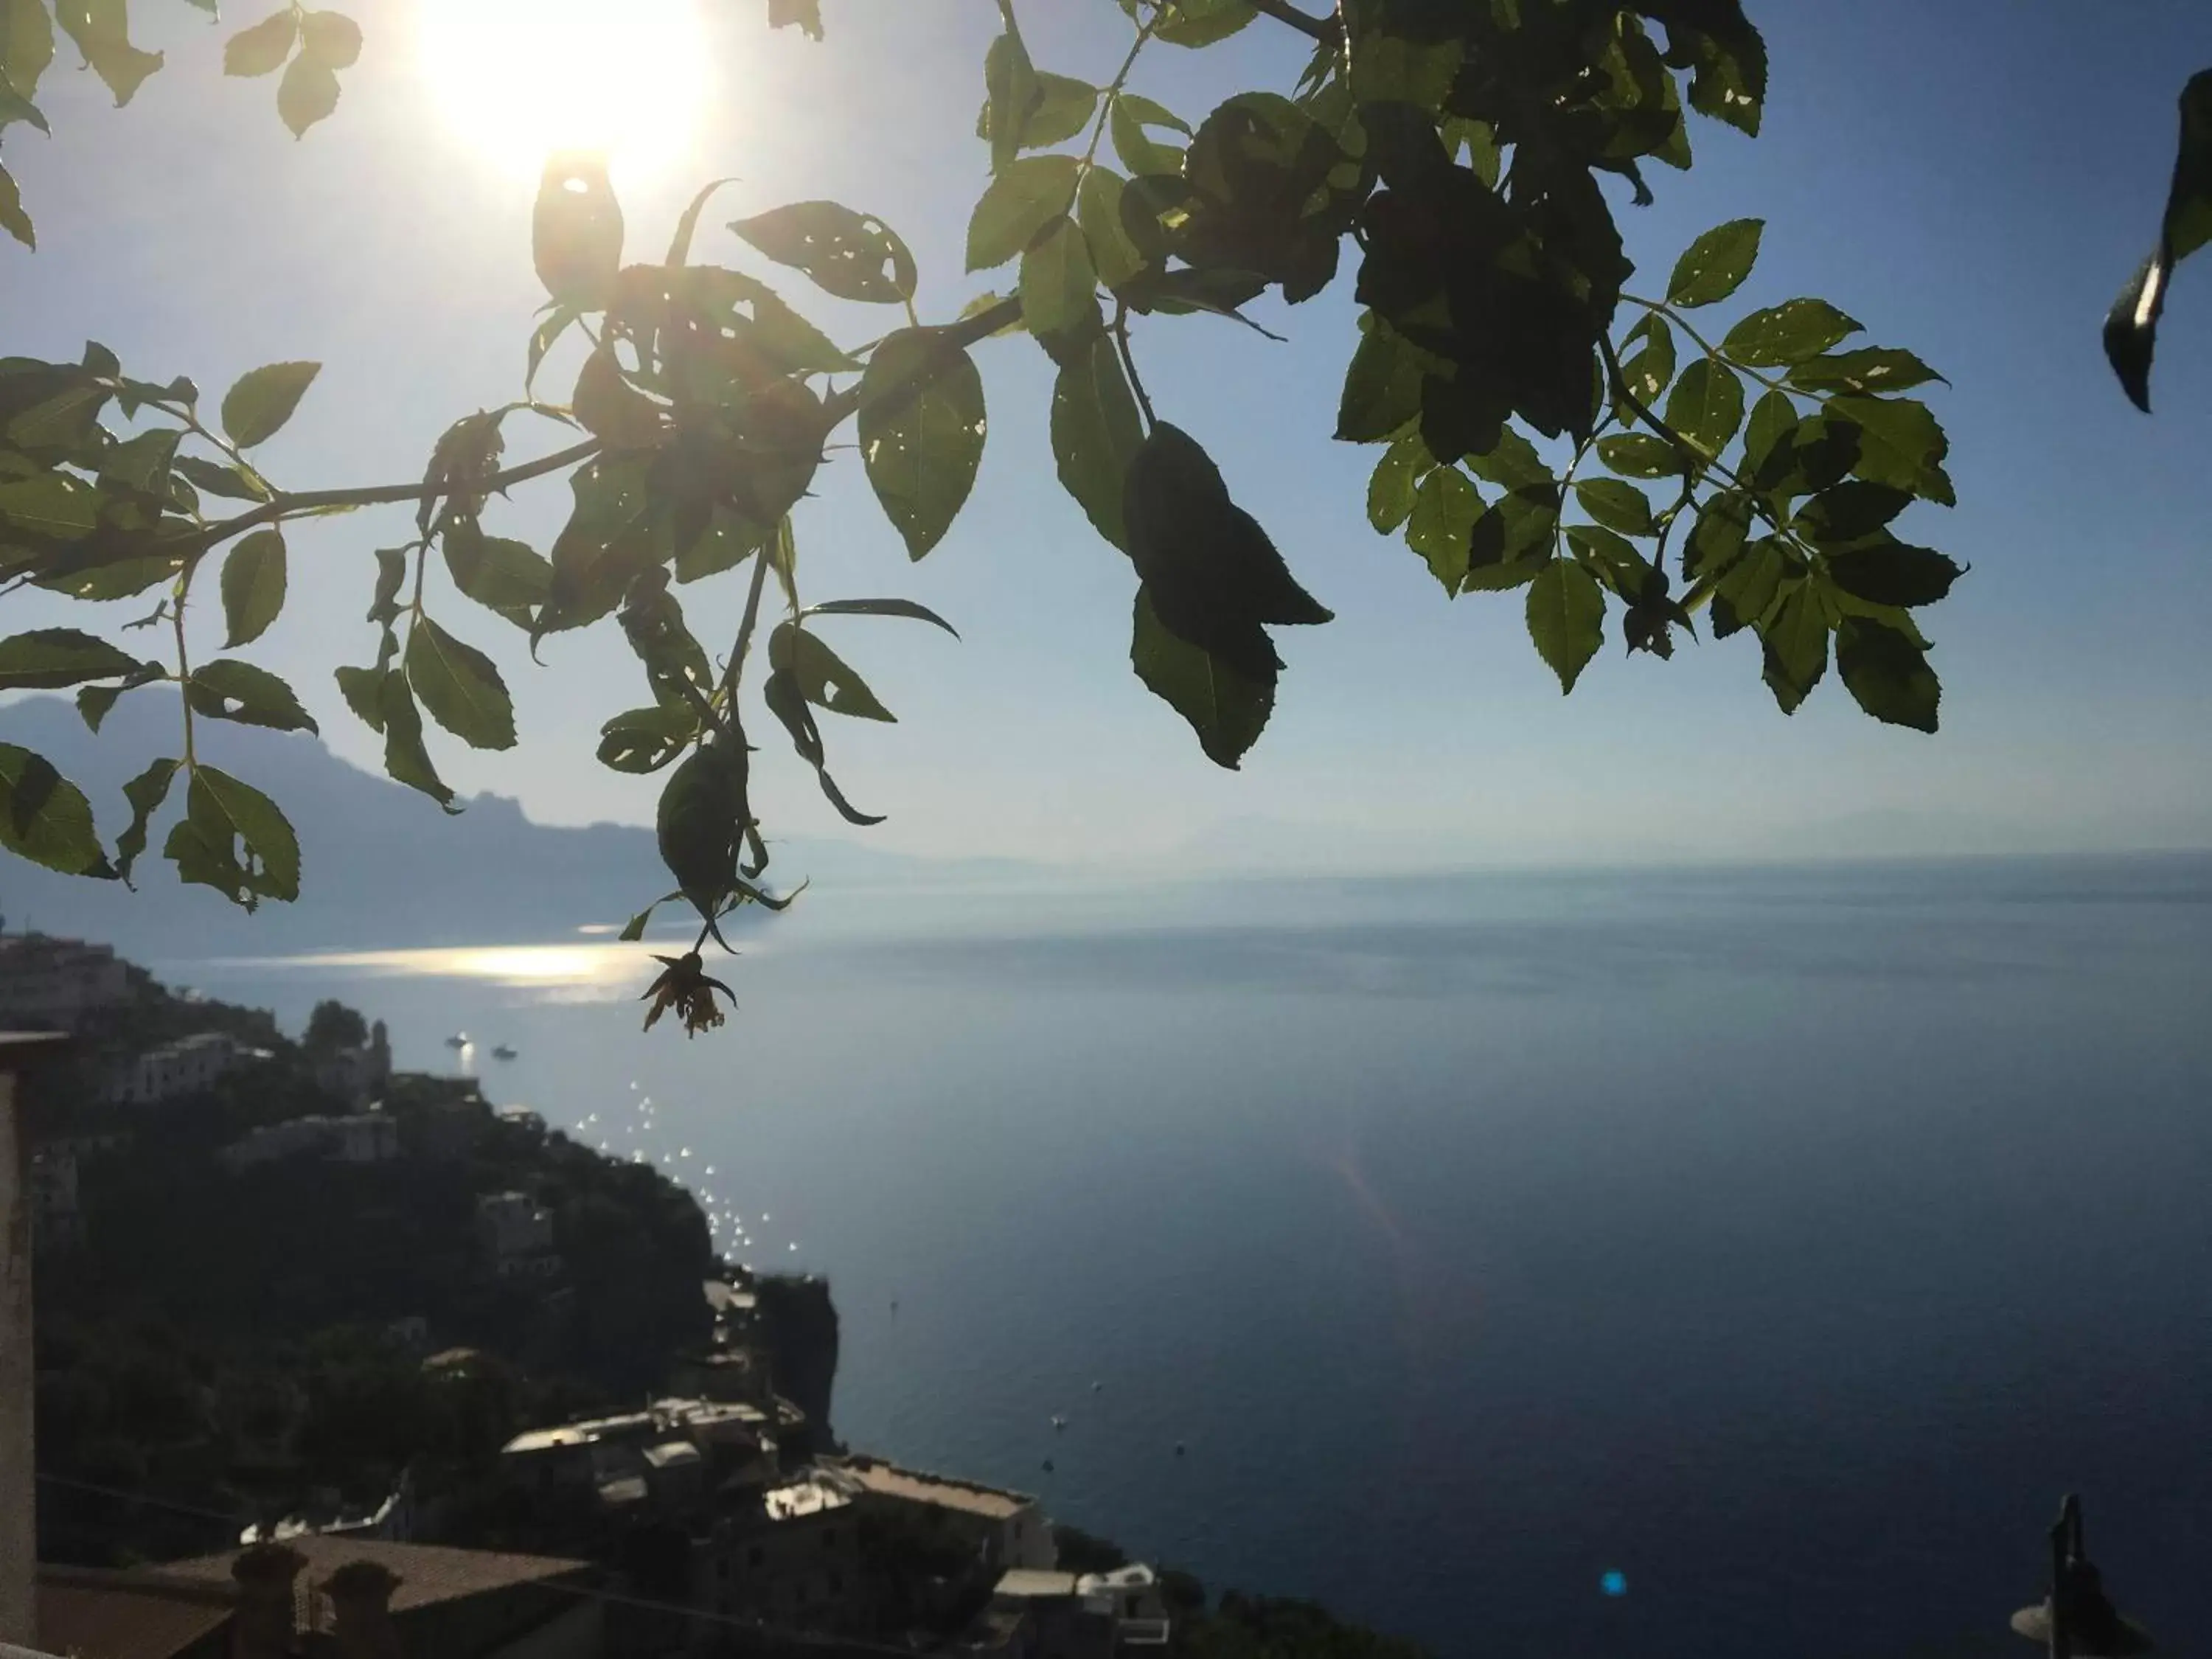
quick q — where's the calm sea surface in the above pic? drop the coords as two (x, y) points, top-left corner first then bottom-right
(173, 856), (2212, 1659)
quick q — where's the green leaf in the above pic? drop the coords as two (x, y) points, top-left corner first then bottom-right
(1337, 314), (1428, 443)
(97, 428), (178, 495)
(114, 755), (178, 883)
(1076, 167), (1147, 291)
(1154, 0), (1254, 48)
(1823, 540), (1962, 608)
(1791, 481), (1910, 546)
(1405, 465), (1480, 594)
(857, 329), (987, 560)
(1786, 348), (1942, 397)
(0, 71), (48, 133)
(1573, 478), (1655, 537)
(0, 157), (30, 249)
(77, 664), (163, 733)
(334, 662), (384, 732)
(1828, 394), (1955, 507)
(53, 0), (162, 105)
(1110, 95), (1185, 177)
(1665, 218), (1762, 307)
(597, 705), (695, 774)
(800, 597), (960, 636)
(443, 524), (551, 626)
(0, 627), (141, 689)
(220, 361), (321, 448)
(1526, 560), (1605, 692)
(367, 545), (408, 625)
(1050, 330), (1144, 551)
(1663, 358), (1745, 459)
(377, 670), (456, 809)
(1594, 433), (1682, 479)
(276, 49), (339, 136)
(768, 623), (894, 722)
(187, 658), (318, 733)
(1367, 431), (1432, 533)
(1710, 536), (1788, 639)
(1463, 427), (1553, 493)
(1615, 313), (1675, 412)
(2, 0), (56, 100)
(1130, 588), (1271, 769)
(406, 616), (515, 750)
(220, 526), (286, 647)
(1720, 299), (1860, 368)
(1836, 616), (1939, 732)
(1681, 490), (1753, 582)
(965, 153), (1080, 271)
(534, 153), (623, 311)
(1739, 387), (1798, 479)
(2104, 69), (2212, 411)
(571, 340), (662, 448)
(767, 0), (821, 37)
(174, 453), (268, 501)
(730, 200), (917, 304)
(297, 10), (358, 67)
(222, 7), (295, 74)
(1567, 524), (1655, 599)
(0, 743), (110, 876)
(978, 35), (1096, 153)
(1756, 579), (1827, 712)
(982, 22), (1037, 174)
(0, 471), (100, 538)
(1019, 215), (1098, 341)
(164, 765), (299, 905)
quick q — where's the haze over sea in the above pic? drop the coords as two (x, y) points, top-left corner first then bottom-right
(154, 854), (2212, 1659)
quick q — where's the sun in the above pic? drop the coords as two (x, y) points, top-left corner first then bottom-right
(416, 0), (710, 183)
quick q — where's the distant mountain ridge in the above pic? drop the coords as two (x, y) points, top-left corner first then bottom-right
(0, 695), (945, 959)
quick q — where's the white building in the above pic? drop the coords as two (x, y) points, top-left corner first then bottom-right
(843, 1455), (1057, 1575)
(312, 1019), (393, 1108)
(476, 1190), (559, 1277)
(114, 1032), (246, 1105)
(218, 1112), (401, 1172)
(0, 933), (128, 1029)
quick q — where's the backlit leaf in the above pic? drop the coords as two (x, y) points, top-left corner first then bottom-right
(1573, 478), (1655, 537)
(857, 329), (987, 560)
(406, 616), (516, 750)
(1837, 616), (1939, 732)
(1786, 348), (1942, 397)
(1823, 540), (1962, 608)
(965, 153), (1079, 271)
(1721, 299), (1860, 368)
(0, 743), (109, 875)
(220, 526), (286, 647)
(768, 622), (894, 722)
(0, 627), (141, 689)
(1051, 330), (1144, 551)
(53, 0), (162, 105)
(1665, 218), (1761, 307)
(164, 765), (298, 905)
(221, 7), (295, 75)
(220, 360), (321, 448)
(1018, 216), (1098, 341)
(1405, 465), (1481, 594)
(114, 756), (178, 883)
(187, 658), (319, 733)
(1829, 394), (1955, 507)
(1663, 358), (1744, 459)
(1130, 587), (1271, 769)
(276, 49), (339, 136)
(1526, 560), (1604, 692)
(1367, 431), (1432, 533)
(731, 200), (917, 304)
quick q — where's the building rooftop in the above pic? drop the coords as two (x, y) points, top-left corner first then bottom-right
(992, 1570), (1082, 1601)
(35, 1565), (234, 1659)
(762, 1470), (857, 1522)
(643, 1440), (703, 1470)
(844, 1455), (1033, 1520)
(163, 1539), (591, 1613)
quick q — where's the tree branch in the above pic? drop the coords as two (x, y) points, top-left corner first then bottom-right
(821, 296), (1023, 430)
(1248, 0), (1334, 42)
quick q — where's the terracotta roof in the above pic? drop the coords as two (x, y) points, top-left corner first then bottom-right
(35, 1565), (234, 1659)
(161, 1539), (591, 1613)
(843, 1456), (1032, 1520)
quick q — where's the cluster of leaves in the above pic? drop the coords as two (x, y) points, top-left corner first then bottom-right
(1, 0), (1972, 1035)
(0, 0), (363, 250)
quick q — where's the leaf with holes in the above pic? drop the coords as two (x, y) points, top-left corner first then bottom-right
(164, 765), (299, 906)
(187, 659), (318, 733)
(731, 201), (917, 304)
(1405, 466), (1481, 594)
(0, 743), (111, 876)
(1573, 478), (1656, 537)
(1722, 299), (1860, 368)
(1665, 218), (1762, 307)
(598, 706), (695, 774)
(113, 756), (178, 884)
(220, 527), (287, 647)
(406, 617), (515, 750)
(1663, 358), (1745, 461)
(858, 329), (987, 560)
(768, 623), (894, 722)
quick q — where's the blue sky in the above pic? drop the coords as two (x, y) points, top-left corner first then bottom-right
(7, 0), (2212, 870)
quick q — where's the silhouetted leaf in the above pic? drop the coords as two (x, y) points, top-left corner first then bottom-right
(966, 154), (1079, 271)
(276, 50), (338, 136)
(1526, 560), (1604, 692)
(573, 341), (663, 448)
(1756, 579), (1826, 712)
(1367, 431), (1430, 533)
(444, 524), (551, 627)
(0, 471), (99, 538)
(2105, 69), (2212, 411)
(222, 7), (294, 74)
(801, 597), (959, 636)
(1338, 314), (1428, 442)
(1720, 299), (1860, 367)
(114, 755), (178, 883)
(1829, 394), (1954, 506)
(220, 361), (320, 448)
(220, 526), (286, 647)
(1573, 478), (1655, 537)
(406, 616), (515, 749)
(1791, 481), (1910, 546)
(857, 329), (987, 559)
(174, 453), (268, 501)
(767, 0), (821, 38)
(0, 627), (142, 689)
(598, 705), (694, 774)
(1154, 0), (1254, 48)
(535, 153), (623, 310)
(164, 765), (298, 905)
(768, 622), (894, 721)
(0, 742), (110, 875)
(1786, 348), (1942, 397)
(731, 201), (917, 304)
(1020, 216), (1099, 341)
(1051, 330), (1144, 550)
(0, 159), (30, 248)
(77, 663), (164, 733)
(1130, 588), (1271, 769)
(1823, 540), (1961, 608)
(54, 0), (162, 105)
(187, 658), (318, 733)
(1663, 358), (1743, 459)
(1665, 218), (1761, 307)
(1836, 616), (1939, 731)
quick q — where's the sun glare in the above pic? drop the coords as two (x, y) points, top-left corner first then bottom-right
(417, 0), (709, 182)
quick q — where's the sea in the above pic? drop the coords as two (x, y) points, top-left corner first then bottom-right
(164, 854), (2212, 1659)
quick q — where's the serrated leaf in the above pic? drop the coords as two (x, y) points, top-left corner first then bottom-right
(0, 627), (142, 689)
(220, 360), (320, 447)
(597, 706), (695, 774)
(1050, 330), (1144, 551)
(1526, 560), (1604, 692)
(1110, 96), (1184, 177)
(1663, 358), (1744, 460)
(444, 524), (551, 626)
(1792, 481), (1910, 546)
(1756, 579), (1827, 712)
(276, 49), (338, 136)
(0, 472), (99, 538)
(1594, 433), (1682, 479)
(114, 755), (178, 883)
(730, 200), (917, 304)
(1076, 167), (1147, 291)
(1823, 540), (1962, 608)
(1786, 348), (1942, 397)
(53, 0), (162, 105)
(222, 7), (295, 74)
(965, 153), (1079, 271)
(1130, 587), (1271, 769)
(1666, 218), (1762, 307)
(857, 329), (987, 560)
(1367, 431), (1432, 533)
(1573, 478), (1655, 537)
(0, 743), (110, 876)
(1337, 313), (1427, 443)
(187, 658), (318, 733)
(1405, 465), (1480, 594)
(406, 616), (515, 750)
(1829, 394), (1955, 507)
(1721, 299), (1860, 368)
(164, 765), (298, 905)
(377, 670), (456, 809)
(1836, 616), (1939, 732)
(220, 526), (286, 647)
(768, 622), (894, 722)
(298, 10), (358, 67)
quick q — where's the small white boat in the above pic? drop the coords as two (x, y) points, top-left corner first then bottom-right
(492, 1045), (518, 1061)
(444, 1033), (469, 1049)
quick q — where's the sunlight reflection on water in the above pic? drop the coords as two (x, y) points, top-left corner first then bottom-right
(209, 942), (680, 1001)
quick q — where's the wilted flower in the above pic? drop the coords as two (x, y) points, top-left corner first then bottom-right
(640, 950), (734, 1036)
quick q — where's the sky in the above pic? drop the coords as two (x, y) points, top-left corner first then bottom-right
(5, 0), (2212, 872)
